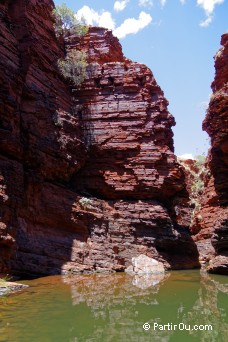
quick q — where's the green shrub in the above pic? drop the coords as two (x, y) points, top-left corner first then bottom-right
(53, 2), (88, 37)
(0, 275), (11, 284)
(194, 154), (206, 168)
(58, 49), (87, 87)
(191, 178), (204, 196)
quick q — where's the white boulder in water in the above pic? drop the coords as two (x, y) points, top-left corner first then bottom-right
(126, 254), (165, 275)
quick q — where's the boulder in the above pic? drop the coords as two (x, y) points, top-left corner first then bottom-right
(126, 254), (165, 275)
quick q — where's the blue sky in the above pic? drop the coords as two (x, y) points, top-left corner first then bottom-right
(54, 0), (227, 157)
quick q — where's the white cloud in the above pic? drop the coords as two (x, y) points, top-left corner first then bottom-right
(99, 12), (116, 30)
(114, 0), (129, 12)
(76, 6), (152, 39)
(179, 0), (186, 4)
(160, 0), (166, 6)
(200, 15), (213, 27)
(197, 0), (224, 15)
(76, 6), (115, 30)
(178, 153), (194, 160)
(197, 0), (224, 27)
(113, 11), (152, 39)
(139, 0), (153, 6)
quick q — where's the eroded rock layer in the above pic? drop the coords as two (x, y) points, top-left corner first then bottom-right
(68, 28), (191, 203)
(0, 1), (199, 275)
(193, 33), (228, 274)
(0, 0), (85, 273)
(60, 28), (199, 272)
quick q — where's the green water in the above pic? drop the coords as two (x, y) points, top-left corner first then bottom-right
(0, 271), (227, 342)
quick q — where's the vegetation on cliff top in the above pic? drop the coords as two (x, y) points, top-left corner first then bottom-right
(53, 3), (88, 87)
(52, 2), (88, 38)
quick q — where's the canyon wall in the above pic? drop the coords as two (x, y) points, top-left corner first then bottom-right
(192, 33), (228, 274)
(0, 0), (199, 275)
(0, 0), (86, 274)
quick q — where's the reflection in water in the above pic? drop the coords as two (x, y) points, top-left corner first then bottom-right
(184, 272), (228, 341)
(132, 273), (170, 289)
(0, 271), (227, 342)
(62, 272), (171, 341)
(62, 272), (169, 305)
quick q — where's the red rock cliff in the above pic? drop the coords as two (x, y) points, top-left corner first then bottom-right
(68, 28), (186, 201)
(0, 1), (199, 275)
(192, 33), (228, 274)
(0, 0), (86, 273)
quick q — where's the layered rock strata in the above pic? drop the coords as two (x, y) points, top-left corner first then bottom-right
(0, 0), (85, 273)
(69, 29), (185, 202)
(192, 33), (228, 274)
(0, 1), (199, 275)
(58, 28), (199, 272)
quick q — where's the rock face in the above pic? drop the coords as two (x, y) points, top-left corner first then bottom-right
(0, 0), (86, 273)
(192, 33), (228, 274)
(69, 29), (183, 201)
(64, 27), (199, 272)
(178, 157), (207, 229)
(0, 1), (199, 276)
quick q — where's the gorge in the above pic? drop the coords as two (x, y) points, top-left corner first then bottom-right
(0, 0), (227, 277)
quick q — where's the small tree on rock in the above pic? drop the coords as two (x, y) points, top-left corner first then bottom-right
(53, 2), (88, 37)
(58, 49), (87, 87)
(53, 3), (88, 87)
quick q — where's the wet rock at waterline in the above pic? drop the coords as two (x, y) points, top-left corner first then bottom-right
(0, 281), (28, 296)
